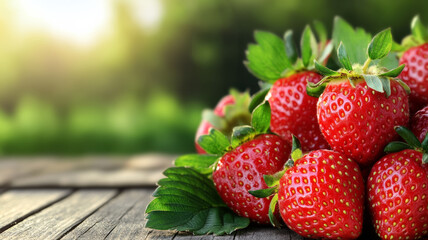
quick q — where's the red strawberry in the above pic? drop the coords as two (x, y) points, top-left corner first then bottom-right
(397, 16), (428, 113)
(250, 136), (364, 239)
(195, 90), (251, 154)
(198, 102), (291, 223)
(268, 71), (330, 151)
(213, 133), (290, 223)
(398, 43), (428, 113)
(411, 105), (428, 142)
(367, 126), (428, 240)
(308, 29), (410, 167)
(245, 25), (332, 152)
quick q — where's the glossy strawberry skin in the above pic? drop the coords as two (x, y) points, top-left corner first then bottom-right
(398, 43), (428, 113)
(278, 150), (364, 239)
(317, 81), (410, 167)
(213, 134), (291, 224)
(367, 150), (428, 240)
(268, 71), (329, 152)
(195, 95), (236, 154)
(411, 105), (428, 142)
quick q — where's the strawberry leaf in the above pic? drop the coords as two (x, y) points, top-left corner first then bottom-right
(283, 30), (298, 64)
(394, 126), (421, 148)
(269, 194), (281, 228)
(363, 75), (384, 93)
(313, 20), (327, 45)
(337, 42), (353, 71)
(422, 133), (428, 152)
(249, 187), (276, 198)
(368, 28), (393, 60)
(249, 88), (270, 113)
(174, 154), (219, 174)
(423, 153), (428, 164)
(291, 135), (303, 161)
(231, 126), (256, 148)
(245, 31), (292, 82)
(379, 64), (405, 78)
(384, 141), (412, 153)
(379, 77), (391, 97)
(394, 79), (411, 94)
(314, 60), (338, 76)
(411, 15), (428, 43)
(318, 41), (333, 64)
(301, 25), (317, 68)
(252, 101), (271, 133)
(146, 167), (250, 235)
(198, 129), (230, 155)
(333, 16), (371, 65)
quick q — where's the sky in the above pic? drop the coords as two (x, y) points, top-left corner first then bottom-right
(11, 0), (163, 46)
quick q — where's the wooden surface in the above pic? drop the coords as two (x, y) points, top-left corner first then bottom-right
(0, 155), (376, 239)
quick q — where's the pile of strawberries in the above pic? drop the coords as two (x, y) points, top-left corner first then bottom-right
(146, 16), (428, 240)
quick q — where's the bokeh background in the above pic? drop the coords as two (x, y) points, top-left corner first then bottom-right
(0, 0), (426, 155)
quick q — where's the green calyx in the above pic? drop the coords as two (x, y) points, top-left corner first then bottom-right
(244, 22), (333, 84)
(307, 28), (410, 98)
(400, 15), (428, 52)
(384, 126), (428, 164)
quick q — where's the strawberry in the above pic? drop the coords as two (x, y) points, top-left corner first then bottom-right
(195, 90), (251, 154)
(250, 136), (364, 239)
(245, 24), (331, 151)
(367, 126), (428, 240)
(397, 16), (428, 113)
(308, 28), (410, 166)
(197, 102), (291, 223)
(411, 105), (428, 143)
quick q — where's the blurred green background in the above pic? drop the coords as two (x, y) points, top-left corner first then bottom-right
(0, 0), (425, 155)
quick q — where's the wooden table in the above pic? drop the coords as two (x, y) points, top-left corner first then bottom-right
(0, 155), (376, 239)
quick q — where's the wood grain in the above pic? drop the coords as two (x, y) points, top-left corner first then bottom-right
(0, 189), (71, 231)
(0, 189), (116, 240)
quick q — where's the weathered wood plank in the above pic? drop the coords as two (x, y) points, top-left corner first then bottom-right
(7, 154), (175, 188)
(61, 189), (152, 239)
(234, 225), (304, 240)
(0, 189), (71, 232)
(175, 232), (235, 240)
(0, 189), (116, 240)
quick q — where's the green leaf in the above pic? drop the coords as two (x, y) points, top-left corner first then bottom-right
(423, 153), (428, 164)
(384, 141), (412, 153)
(263, 169), (286, 188)
(313, 20), (327, 45)
(363, 75), (384, 93)
(174, 154), (219, 174)
(314, 60), (338, 76)
(291, 135), (303, 161)
(318, 41), (333, 64)
(333, 16), (372, 65)
(337, 42), (353, 71)
(249, 88), (270, 113)
(283, 30), (298, 64)
(368, 28), (393, 60)
(411, 15), (428, 43)
(146, 167), (250, 235)
(395, 126), (421, 148)
(301, 25), (317, 68)
(269, 194), (281, 228)
(306, 79), (327, 98)
(249, 187), (276, 198)
(198, 129), (230, 155)
(376, 52), (399, 70)
(394, 79), (411, 94)
(422, 132), (428, 152)
(231, 126), (257, 148)
(379, 77), (391, 97)
(379, 64), (405, 78)
(252, 101), (271, 133)
(245, 31), (292, 82)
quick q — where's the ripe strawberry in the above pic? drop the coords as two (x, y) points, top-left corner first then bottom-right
(213, 133), (290, 223)
(308, 28), (410, 166)
(268, 71), (330, 151)
(398, 16), (428, 113)
(245, 25), (331, 151)
(250, 136), (364, 239)
(198, 102), (291, 223)
(367, 126), (428, 240)
(411, 105), (428, 142)
(195, 90), (251, 154)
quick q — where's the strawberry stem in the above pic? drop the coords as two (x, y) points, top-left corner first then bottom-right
(362, 58), (371, 73)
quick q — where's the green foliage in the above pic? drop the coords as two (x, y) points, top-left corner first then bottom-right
(300, 26), (317, 68)
(174, 154), (219, 174)
(198, 129), (230, 155)
(146, 167), (250, 235)
(251, 101), (271, 134)
(368, 29), (393, 60)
